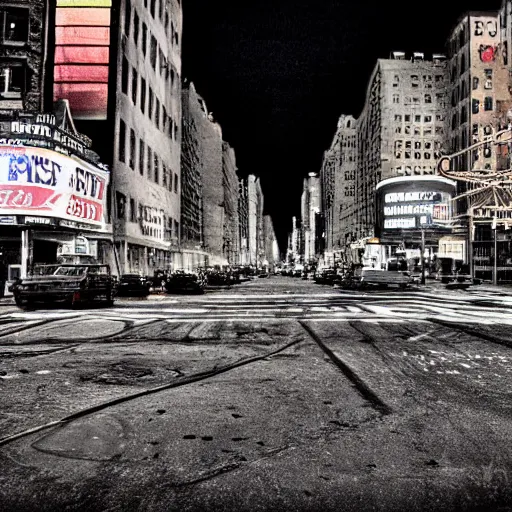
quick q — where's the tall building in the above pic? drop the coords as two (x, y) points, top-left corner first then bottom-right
(238, 177), (249, 265)
(180, 82), (207, 270)
(247, 174), (264, 267)
(222, 141), (240, 265)
(320, 114), (356, 267)
(301, 173), (320, 264)
(263, 214), (278, 270)
(52, 0), (183, 275)
(355, 52), (449, 243)
(446, 11), (512, 282)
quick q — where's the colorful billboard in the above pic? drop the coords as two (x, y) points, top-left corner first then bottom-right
(53, 0), (112, 120)
(0, 145), (109, 227)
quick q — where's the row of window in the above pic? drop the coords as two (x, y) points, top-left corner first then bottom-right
(394, 140), (440, 150)
(395, 125), (443, 136)
(392, 93), (442, 104)
(393, 74), (445, 84)
(118, 118), (179, 193)
(394, 114), (443, 123)
(394, 150), (442, 160)
(394, 166), (437, 176)
(125, 0), (180, 48)
(121, 57), (179, 141)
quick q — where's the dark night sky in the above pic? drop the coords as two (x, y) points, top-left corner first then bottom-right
(182, 0), (503, 253)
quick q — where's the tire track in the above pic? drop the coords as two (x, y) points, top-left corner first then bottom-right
(299, 320), (392, 415)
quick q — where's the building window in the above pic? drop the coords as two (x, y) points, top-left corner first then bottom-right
(131, 67), (137, 105)
(0, 7), (29, 44)
(472, 77), (479, 90)
(133, 10), (139, 44)
(148, 88), (153, 120)
(174, 173), (178, 193)
(158, 0), (163, 19)
(0, 63), (27, 99)
(394, 114), (402, 122)
(392, 94), (400, 104)
(169, 170), (173, 191)
(162, 164), (167, 187)
(424, 152), (431, 159)
(150, 36), (157, 69)
(118, 119), (126, 162)
(129, 129), (136, 170)
(124, 0), (131, 36)
(414, 115), (420, 123)
(121, 57), (129, 94)
(139, 140), (144, 175)
(150, 0), (156, 17)
(142, 23), (147, 56)
(414, 152), (421, 159)
(472, 98), (479, 114)
(147, 146), (153, 179)
(116, 192), (126, 219)
(174, 123), (178, 140)
(484, 97), (493, 111)
(154, 153), (159, 183)
(155, 98), (160, 129)
(130, 198), (136, 222)
(140, 78), (146, 113)
(424, 115), (432, 123)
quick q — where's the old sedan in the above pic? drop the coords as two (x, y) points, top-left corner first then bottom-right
(13, 264), (116, 309)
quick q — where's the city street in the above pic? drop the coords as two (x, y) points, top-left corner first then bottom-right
(1, 276), (512, 511)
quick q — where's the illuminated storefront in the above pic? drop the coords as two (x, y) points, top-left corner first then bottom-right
(0, 107), (110, 289)
(375, 176), (456, 266)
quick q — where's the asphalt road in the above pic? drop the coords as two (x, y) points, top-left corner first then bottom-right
(1, 276), (512, 511)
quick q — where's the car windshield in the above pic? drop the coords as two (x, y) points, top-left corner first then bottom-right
(53, 266), (88, 276)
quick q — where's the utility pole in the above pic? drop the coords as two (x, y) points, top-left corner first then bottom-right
(420, 228), (426, 285)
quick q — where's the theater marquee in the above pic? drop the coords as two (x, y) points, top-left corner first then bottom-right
(0, 145), (109, 227)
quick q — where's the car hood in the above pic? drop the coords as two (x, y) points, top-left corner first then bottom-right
(20, 275), (85, 284)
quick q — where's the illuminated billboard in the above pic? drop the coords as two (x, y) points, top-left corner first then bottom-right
(0, 145), (109, 226)
(375, 176), (456, 232)
(53, 0), (112, 120)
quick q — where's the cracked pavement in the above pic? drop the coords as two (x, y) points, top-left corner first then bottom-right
(1, 276), (512, 511)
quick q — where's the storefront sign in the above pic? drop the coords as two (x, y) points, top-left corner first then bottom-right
(23, 216), (56, 225)
(0, 216), (16, 224)
(384, 192), (441, 203)
(0, 145), (109, 227)
(2, 119), (88, 157)
(384, 218), (417, 229)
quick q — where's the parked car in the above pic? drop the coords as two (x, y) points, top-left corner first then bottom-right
(12, 264), (116, 309)
(117, 273), (151, 297)
(165, 270), (206, 294)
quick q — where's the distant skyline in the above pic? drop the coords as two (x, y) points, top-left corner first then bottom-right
(182, 0), (502, 252)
